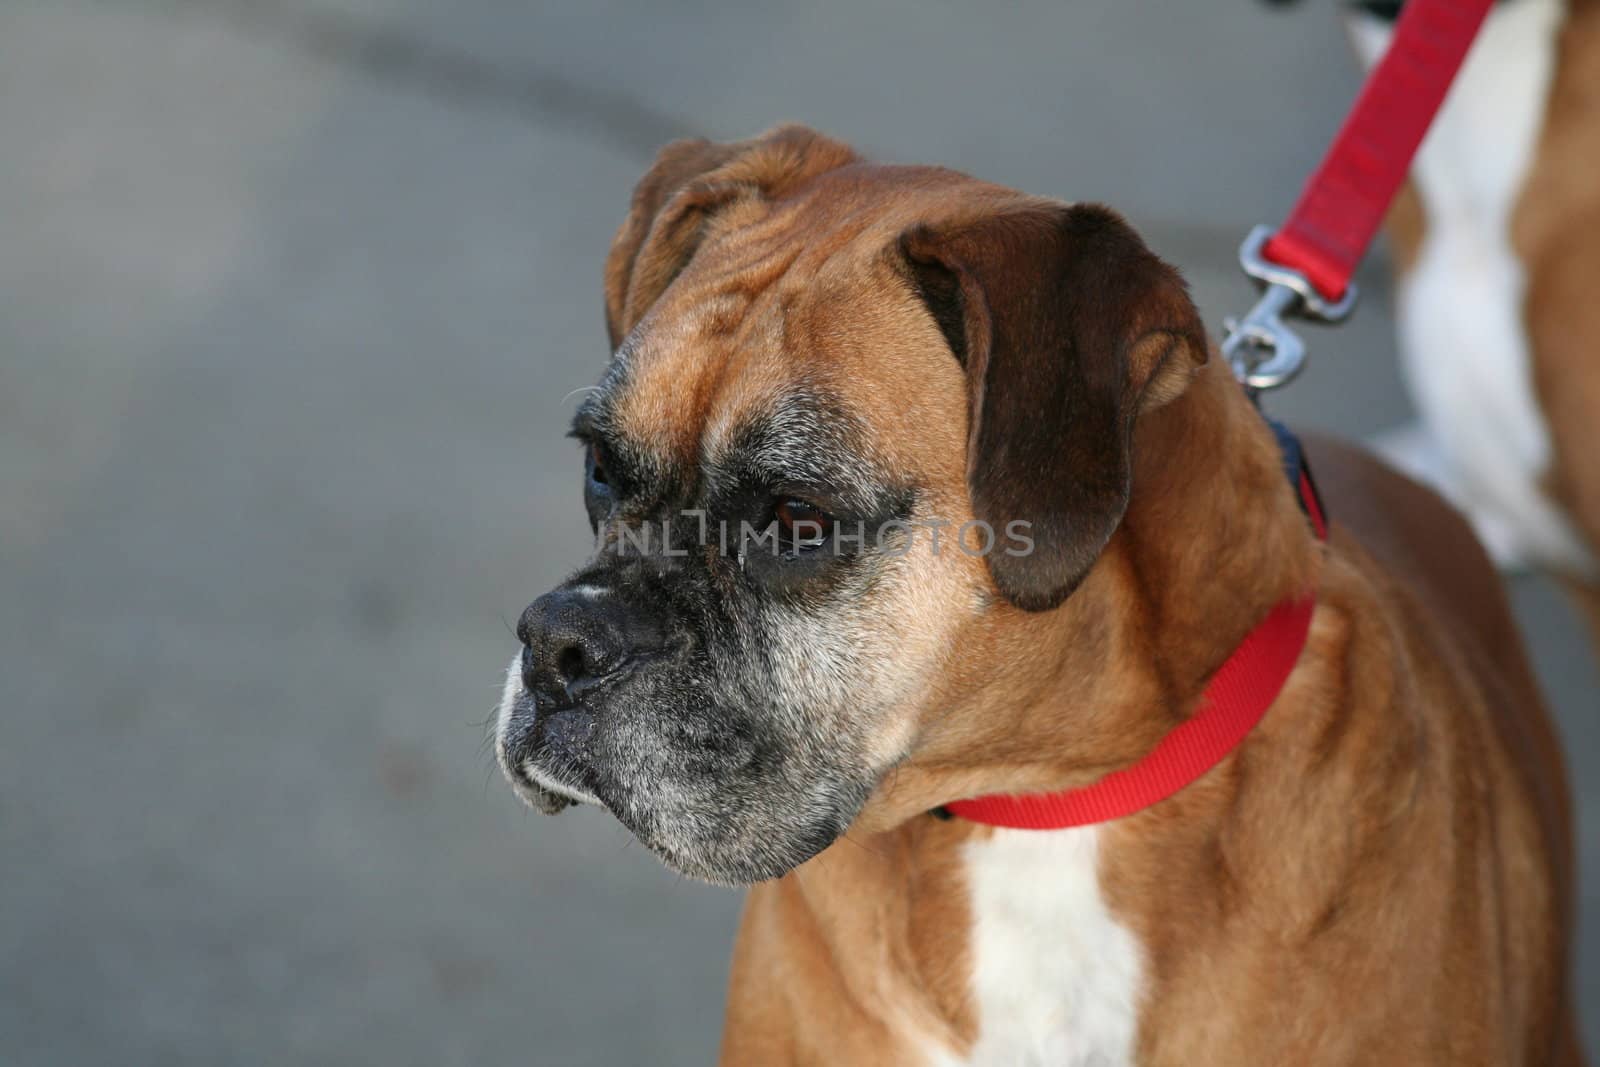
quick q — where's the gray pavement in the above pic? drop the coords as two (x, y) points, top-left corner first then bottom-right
(1, 1), (1594, 1063)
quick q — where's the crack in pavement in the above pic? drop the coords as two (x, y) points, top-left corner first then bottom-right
(133, 0), (703, 157)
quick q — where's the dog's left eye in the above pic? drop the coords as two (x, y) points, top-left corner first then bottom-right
(774, 498), (835, 551)
(588, 443), (609, 487)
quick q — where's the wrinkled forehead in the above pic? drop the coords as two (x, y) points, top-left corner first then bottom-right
(590, 220), (970, 499)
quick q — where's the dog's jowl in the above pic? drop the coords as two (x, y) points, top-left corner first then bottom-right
(495, 126), (1583, 1066)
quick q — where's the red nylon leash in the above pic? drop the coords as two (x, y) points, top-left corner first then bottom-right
(1222, 0), (1493, 392)
(1264, 0), (1494, 302)
(948, 0), (1488, 830)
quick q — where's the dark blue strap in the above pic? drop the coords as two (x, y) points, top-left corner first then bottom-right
(1265, 417), (1329, 536)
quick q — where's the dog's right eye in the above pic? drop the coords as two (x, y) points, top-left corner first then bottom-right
(774, 498), (835, 553)
(583, 442), (616, 533)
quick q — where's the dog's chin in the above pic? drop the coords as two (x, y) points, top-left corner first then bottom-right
(505, 762), (596, 815)
(500, 755), (862, 884)
(500, 754), (845, 882)
(630, 816), (847, 887)
(600, 778), (871, 887)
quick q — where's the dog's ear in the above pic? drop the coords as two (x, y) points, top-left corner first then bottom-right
(604, 125), (858, 349)
(898, 202), (1207, 611)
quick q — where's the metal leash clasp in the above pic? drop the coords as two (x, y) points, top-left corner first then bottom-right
(1221, 226), (1358, 393)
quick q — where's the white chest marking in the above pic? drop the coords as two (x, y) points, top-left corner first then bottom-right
(1352, 0), (1597, 578)
(949, 826), (1142, 1067)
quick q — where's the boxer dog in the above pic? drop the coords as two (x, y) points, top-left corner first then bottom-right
(1340, 0), (1600, 642)
(495, 126), (1583, 1064)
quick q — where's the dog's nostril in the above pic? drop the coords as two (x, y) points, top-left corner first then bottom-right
(555, 644), (587, 687)
(527, 636), (607, 706)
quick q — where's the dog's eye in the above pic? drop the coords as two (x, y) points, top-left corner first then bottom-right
(774, 498), (834, 551)
(580, 441), (615, 533)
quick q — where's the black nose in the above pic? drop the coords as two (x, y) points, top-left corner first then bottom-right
(516, 587), (658, 707)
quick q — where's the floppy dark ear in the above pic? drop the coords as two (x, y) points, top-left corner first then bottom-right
(603, 125), (858, 349)
(899, 202), (1208, 611)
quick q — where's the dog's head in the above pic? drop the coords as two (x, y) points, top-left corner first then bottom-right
(496, 126), (1206, 884)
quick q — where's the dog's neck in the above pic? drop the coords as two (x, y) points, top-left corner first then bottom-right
(746, 360), (1330, 1061)
(861, 358), (1319, 830)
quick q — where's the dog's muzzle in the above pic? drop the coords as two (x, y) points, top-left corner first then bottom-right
(496, 583), (664, 811)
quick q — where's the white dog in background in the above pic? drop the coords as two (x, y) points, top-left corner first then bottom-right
(1338, 0), (1600, 637)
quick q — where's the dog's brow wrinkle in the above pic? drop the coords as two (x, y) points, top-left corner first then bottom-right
(701, 389), (894, 515)
(697, 291), (752, 338)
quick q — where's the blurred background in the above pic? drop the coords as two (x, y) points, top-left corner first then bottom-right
(1, 1), (1594, 1063)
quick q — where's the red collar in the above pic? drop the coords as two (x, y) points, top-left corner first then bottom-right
(943, 438), (1327, 830)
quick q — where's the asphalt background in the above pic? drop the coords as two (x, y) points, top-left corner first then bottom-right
(2, 1), (1595, 1063)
